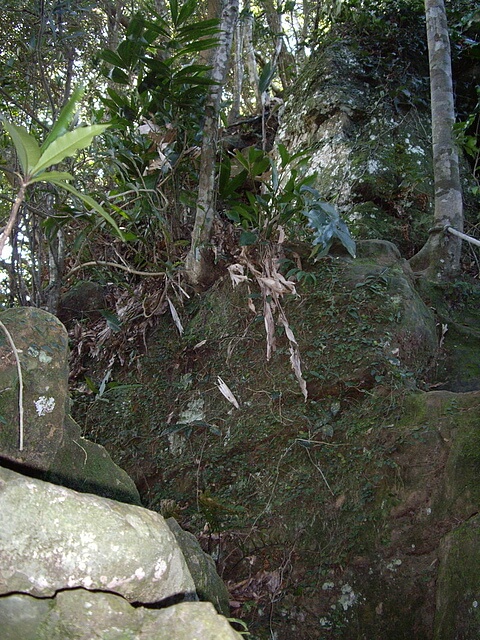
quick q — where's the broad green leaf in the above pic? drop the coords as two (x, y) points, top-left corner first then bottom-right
(172, 75), (215, 87)
(111, 67), (130, 84)
(178, 20), (220, 41)
(118, 38), (145, 68)
(239, 230), (258, 246)
(1, 118), (41, 174)
(45, 177), (126, 240)
(41, 86), (85, 150)
(304, 207), (329, 229)
(317, 201), (339, 218)
(106, 88), (130, 109)
(31, 124), (110, 175)
(177, 0), (197, 26)
(235, 151), (251, 171)
(228, 204), (254, 223)
(145, 22), (168, 42)
(101, 49), (125, 67)
(259, 61), (275, 94)
(99, 309), (122, 332)
(278, 143), (290, 168)
(218, 158), (231, 195)
(126, 13), (145, 39)
(142, 57), (171, 76)
(334, 221), (357, 258)
(174, 64), (213, 76)
(252, 157), (270, 177)
(225, 209), (240, 224)
(271, 161), (279, 193)
(223, 169), (248, 196)
(29, 170), (74, 184)
(174, 38), (219, 55)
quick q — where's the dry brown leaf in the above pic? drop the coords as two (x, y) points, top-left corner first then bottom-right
(167, 297), (184, 335)
(227, 263), (249, 286)
(216, 376), (240, 409)
(263, 299), (276, 361)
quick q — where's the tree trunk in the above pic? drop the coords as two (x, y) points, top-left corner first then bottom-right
(185, 0), (239, 286)
(228, 17), (245, 123)
(409, 0), (463, 280)
(261, 0), (296, 89)
(244, 2), (261, 112)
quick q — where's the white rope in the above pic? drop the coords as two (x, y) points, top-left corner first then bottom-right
(446, 226), (480, 248)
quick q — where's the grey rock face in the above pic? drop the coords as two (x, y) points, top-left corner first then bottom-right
(0, 590), (243, 640)
(0, 465), (195, 602)
(166, 517), (231, 616)
(0, 307), (69, 468)
(0, 306), (140, 505)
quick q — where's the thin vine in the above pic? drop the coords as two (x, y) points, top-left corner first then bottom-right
(0, 320), (24, 450)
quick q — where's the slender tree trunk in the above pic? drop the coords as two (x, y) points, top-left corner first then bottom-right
(410, 0), (463, 280)
(185, 0), (239, 286)
(244, 0), (261, 112)
(229, 17), (245, 123)
(261, 0), (295, 89)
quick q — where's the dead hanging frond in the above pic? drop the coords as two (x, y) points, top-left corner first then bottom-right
(228, 245), (308, 400)
(216, 376), (240, 409)
(167, 296), (184, 335)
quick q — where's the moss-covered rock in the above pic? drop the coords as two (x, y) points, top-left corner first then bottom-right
(0, 465), (195, 602)
(278, 34), (434, 256)
(0, 307), (140, 505)
(47, 415), (141, 505)
(74, 241), (480, 639)
(0, 588), (242, 640)
(434, 516), (480, 640)
(166, 517), (231, 616)
(0, 307), (69, 469)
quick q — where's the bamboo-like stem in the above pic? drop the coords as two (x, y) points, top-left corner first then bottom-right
(0, 181), (28, 257)
(66, 261), (166, 278)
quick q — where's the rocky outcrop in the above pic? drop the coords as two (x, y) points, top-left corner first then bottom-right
(435, 515), (480, 640)
(0, 465), (195, 601)
(0, 306), (140, 505)
(0, 464), (241, 638)
(0, 307), (70, 469)
(277, 31), (434, 258)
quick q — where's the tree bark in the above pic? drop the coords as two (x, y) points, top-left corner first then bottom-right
(185, 0), (239, 286)
(410, 0), (463, 280)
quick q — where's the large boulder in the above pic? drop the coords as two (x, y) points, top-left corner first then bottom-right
(0, 591), (242, 640)
(0, 465), (195, 602)
(0, 306), (140, 505)
(354, 240), (438, 372)
(277, 31), (434, 257)
(0, 307), (69, 468)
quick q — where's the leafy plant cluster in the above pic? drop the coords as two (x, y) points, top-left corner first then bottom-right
(0, 86), (125, 257)
(219, 143), (356, 258)
(96, 2), (220, 244)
